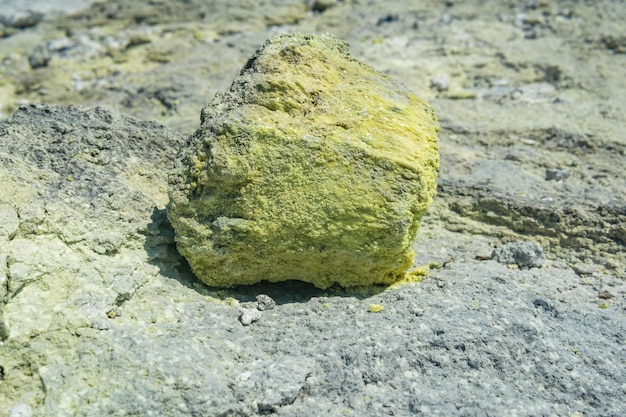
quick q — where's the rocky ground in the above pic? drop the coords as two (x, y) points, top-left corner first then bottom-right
(0, 1), (624, 416)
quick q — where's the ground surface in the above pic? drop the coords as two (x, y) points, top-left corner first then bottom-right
(0, 1), (624, 416)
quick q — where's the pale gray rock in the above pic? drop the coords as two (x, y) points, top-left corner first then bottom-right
(240, 308), (263, 326)
(47, 37), (75, 52)
(2, 10), (43, 29)
(492, 241), (545, 268)
(0, 0), (96, 19)
(8, 403), (32, 417)
(0, 204), (19, 239)
(7, 237), (81, 296)
(0, 243), (7, 297)
(90, 319), (110, 330)
(28, 43), (51, 69)
(256, 294), (276, 311)
(0, 103), (185, 375)
(236, 356), (314, 412)
(430, 74), (449, 92)
(572, 263), (601, 276)
(545, 167), (571, 181)
(0, 205), (15, 307)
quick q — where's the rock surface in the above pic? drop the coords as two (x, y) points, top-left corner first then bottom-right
(492, 241), (545, 269)
(168, 33), (439, 289)
(0, 1), (625, 416)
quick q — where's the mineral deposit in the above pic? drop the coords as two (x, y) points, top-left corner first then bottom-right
(168, 33), (440, 288)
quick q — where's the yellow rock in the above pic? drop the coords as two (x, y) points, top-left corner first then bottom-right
(368, 304), (385, 313)
(168, 33), (439, 289)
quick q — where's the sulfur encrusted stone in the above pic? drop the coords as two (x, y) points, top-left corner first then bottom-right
(167, 33), (439, 289)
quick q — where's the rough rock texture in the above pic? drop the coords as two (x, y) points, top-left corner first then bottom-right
(1, 1), (625, 416)
(0, 103), (184, 341)
(168, 33), (439, 289)
(492, 241), (545, 269)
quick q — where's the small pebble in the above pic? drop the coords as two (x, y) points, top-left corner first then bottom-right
(467, 358), (482, 370)
(572, 263), (600, 275)
(310, 0), (338, 12)
(411, 306), (425, 317)
(240, 308), (262, 326)
(492, 241), (545, 268)
(430, 74), (449, 92)
(107, 306), (123, 318)
(598, 290), (615, 300)
(6, 11), (43, 29)
(256, 294), (276, 311)
(368, 304), (384, 313)
(9, 403), (33, 417)
(28, 44), (51, 69)
(545, 168), (570, 181)
(91, 319), (110, 330)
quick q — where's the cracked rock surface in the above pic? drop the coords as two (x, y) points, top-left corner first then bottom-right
(0, 1), (625, 416)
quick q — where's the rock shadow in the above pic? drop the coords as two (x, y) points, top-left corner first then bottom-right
(143, 207), (196, 287)
(143, 207), (387, 305)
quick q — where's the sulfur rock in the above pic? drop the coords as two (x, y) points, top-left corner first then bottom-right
(168, 33), (439, 289)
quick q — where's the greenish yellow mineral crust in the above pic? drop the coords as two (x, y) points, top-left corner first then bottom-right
(167, 33), (439, 289)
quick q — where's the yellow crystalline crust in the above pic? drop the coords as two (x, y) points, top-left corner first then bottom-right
(168, 33), (439, 289)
